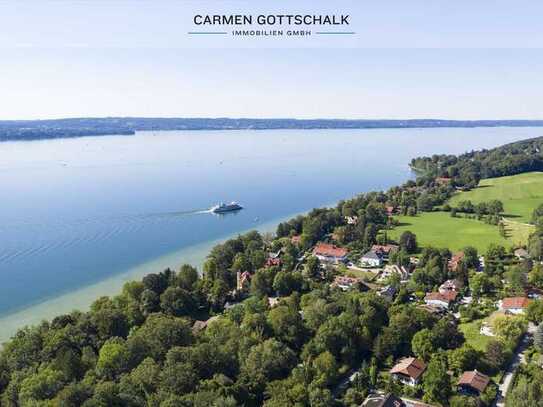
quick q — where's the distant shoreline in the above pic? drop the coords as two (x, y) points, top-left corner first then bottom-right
(2, 117), (543, 142)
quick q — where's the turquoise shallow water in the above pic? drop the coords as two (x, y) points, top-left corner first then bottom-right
(0, 127), (539, 342)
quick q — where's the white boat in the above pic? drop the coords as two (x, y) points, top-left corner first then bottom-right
(210, 201), (243, 213)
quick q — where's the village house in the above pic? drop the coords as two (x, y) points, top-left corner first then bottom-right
(345, 215), (358, 225)
(418, 303), (447, 316)
(390, 357), (427, 386)
(435, 176), (452, 185)
(361, 393), (405, 407)
(192, 315), (220, 335)
(265, 257), (281, 268)
(448, 252), (465, 272)
(499, 296), (530, 314)
(379, 264), (410, 282)
(361, 250), (383, 267)
(378, 285), (397, 302)
(371, 244), (399, 260)
(236, 271), (252, 292)
(514, 248), (530, 260)
(439, 279), (462, 295)
(312, 242), (349, 264)
(385, 206), (397, 217)
(457, 370), (490, 396)
(332, 275), (369, 291)
(424, 291), (457, 309)
(267, 297), (280, 308)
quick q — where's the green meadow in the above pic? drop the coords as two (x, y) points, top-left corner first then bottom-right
(388, 212), (511, 252)
(389, 172), (543, 251)
(448, 172), (543, 222)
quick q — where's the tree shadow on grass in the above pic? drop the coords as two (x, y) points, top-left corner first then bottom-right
(395, 221), (413, 227)
(502, 213), (522, 219)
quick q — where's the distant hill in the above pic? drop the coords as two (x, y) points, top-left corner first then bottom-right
(1, 117), (543, 141)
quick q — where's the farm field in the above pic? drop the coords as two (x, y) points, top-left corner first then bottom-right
(448, 172), (543, 222)
(389, 212), (511, 252)
(390, 172), (542, 251)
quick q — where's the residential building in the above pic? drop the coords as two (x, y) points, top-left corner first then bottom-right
(332, 276), (369, 291)
(514, 248), (530, 260)
(236, 271), (252, 292)
(313, 242), (349, 263)
(385, 206), (397, 216)
(380, 264), (410, 281)
(265, 257), (281, 268)
(439, 279), (461, 295)
(361, 250), (383, 267)
(435, 177), (452, 185)
(424, 291), (457, 309)
(499, 296), (530, 314)
(378, 285), (397, 302)
(448, 252), (465, 272)
(345, 215), (358, 225)
(361, 393), (406, 407)
(192, 315), (220, 335)
(390, 357), (426, 386)
(372, 244), (399, 260)
(457, 370), (490, 396)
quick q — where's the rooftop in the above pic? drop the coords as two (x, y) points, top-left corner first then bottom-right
(313, 242), (348, 258)
(501, 296), (530, 309)
(390, 357), (426, 380)
(457, 370), (490, 393)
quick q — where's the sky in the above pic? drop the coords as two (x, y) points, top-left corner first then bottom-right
(0, 0), (542, 120)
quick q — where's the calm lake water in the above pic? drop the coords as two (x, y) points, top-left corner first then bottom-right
(0, 127), (540, 341)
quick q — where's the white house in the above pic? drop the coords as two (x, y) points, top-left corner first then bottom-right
(312, 242), (349, 264)
(499, 297), (530, 314)
(360, 250), (382, 267)
(379, 264), (410, 282)
(390, 357), (427, 386)
(424, 291), (457, 309)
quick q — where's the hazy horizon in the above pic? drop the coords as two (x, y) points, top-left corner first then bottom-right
(2, 1), (543, 120)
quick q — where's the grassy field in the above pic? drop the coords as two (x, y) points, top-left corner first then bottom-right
(388, 212), (512, 252)
(389, 173), (542, 251)
(458, 319), (493, 352)
(449, 172), (543, 222)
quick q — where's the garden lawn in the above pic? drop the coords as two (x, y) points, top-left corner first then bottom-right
(389, 212), (511, 253)
(458, 319), (493, 352)
(448, 172), (543, 223)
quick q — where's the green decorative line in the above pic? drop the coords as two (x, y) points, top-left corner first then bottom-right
(315, 31), (356, 35)
(188, 31), (228, 35)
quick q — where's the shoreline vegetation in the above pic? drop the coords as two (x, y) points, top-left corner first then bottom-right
(1, 136), (543, 406)
(0, 213), (300, 345)
(2, 117), (543, 141)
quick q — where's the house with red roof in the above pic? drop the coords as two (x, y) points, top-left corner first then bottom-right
(448, 252), (465, 272)
(439, 279), (462, 295)
(236, 271), (252, 292)
(265, 257), (281, 268)
(312, 242), (348, 264)
(435, 177), (452, 185)
(390, 357), (427, 386)
(457, 370), (490, 396)
(499, 297), (530, 314)
(371, 244), (399, 260)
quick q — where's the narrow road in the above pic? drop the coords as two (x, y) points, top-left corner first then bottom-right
(493, 323), (536, 407)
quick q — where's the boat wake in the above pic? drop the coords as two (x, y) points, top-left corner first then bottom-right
(0, 208), (212, 265)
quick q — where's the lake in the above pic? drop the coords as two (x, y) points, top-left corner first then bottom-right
(0, 127), (538, 342)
